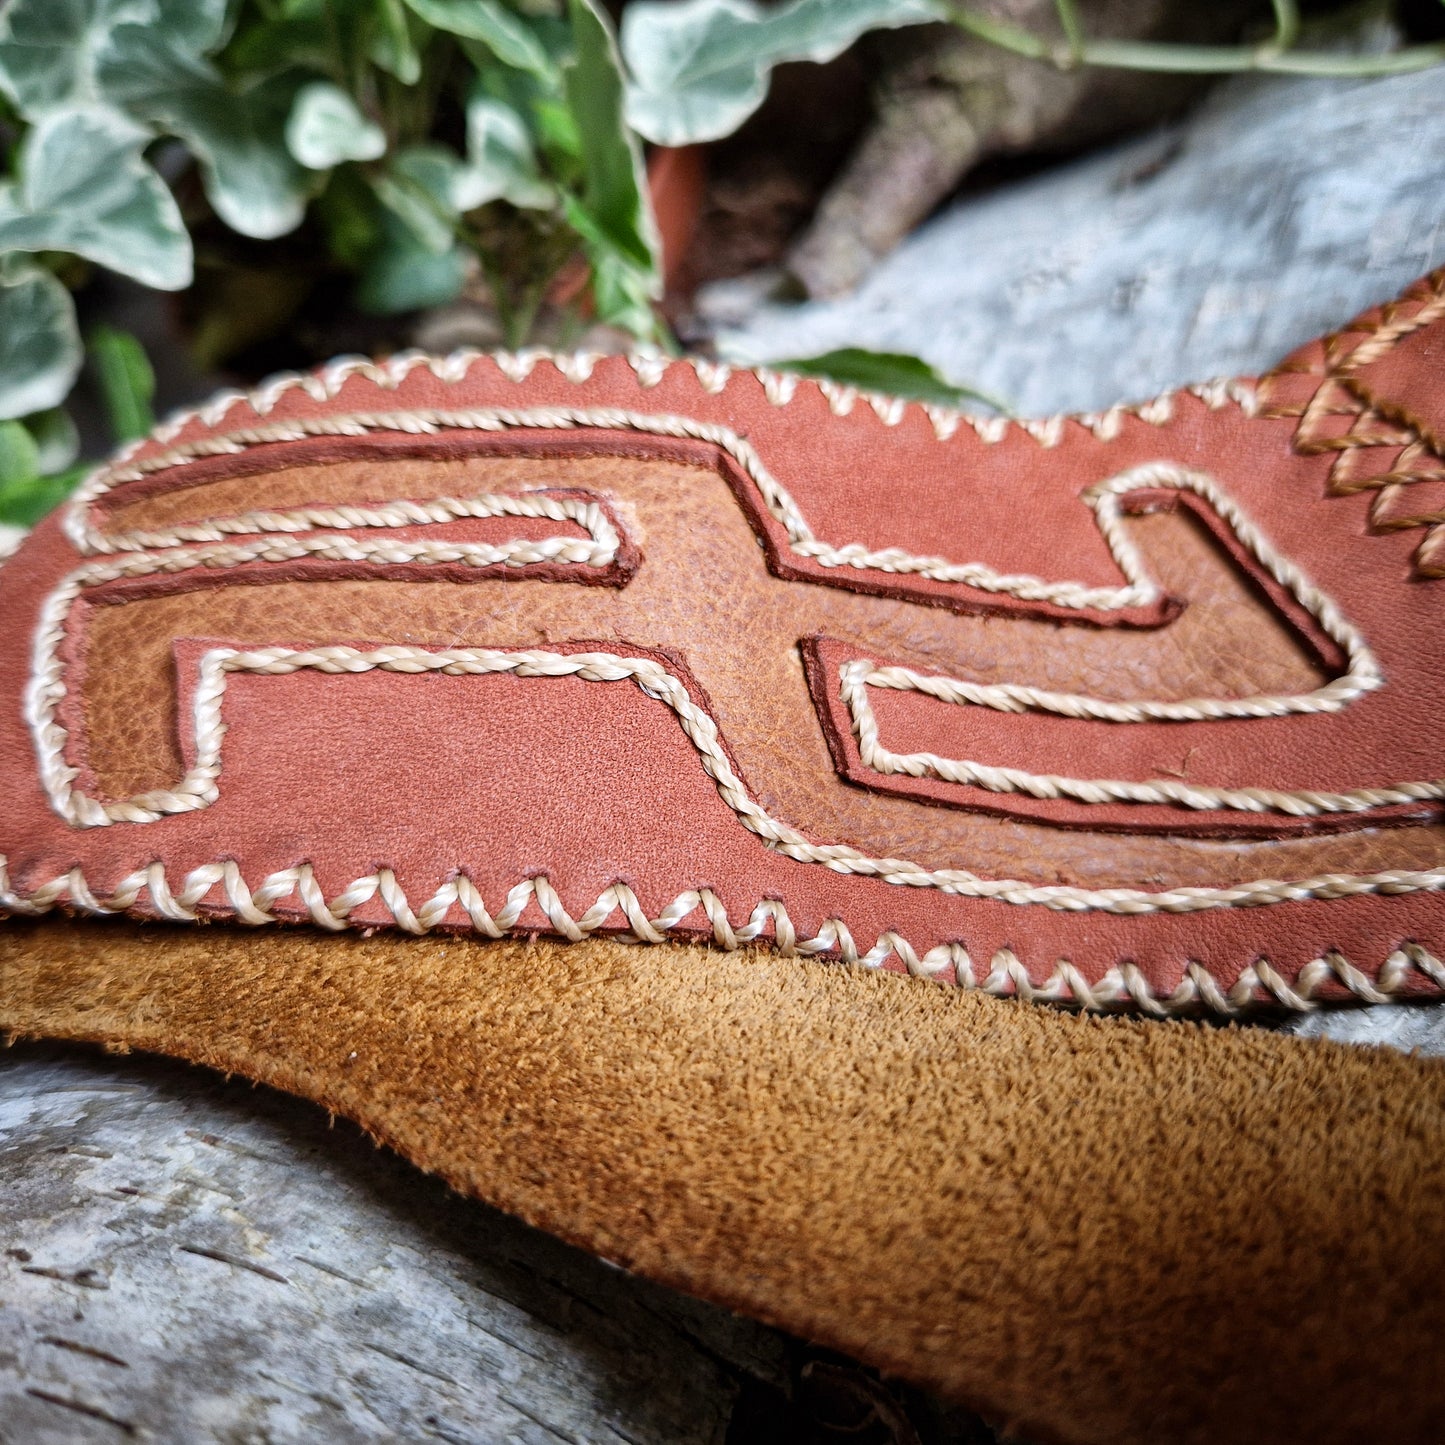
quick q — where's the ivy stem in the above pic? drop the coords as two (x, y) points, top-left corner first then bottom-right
(950, 5), (1445, 76)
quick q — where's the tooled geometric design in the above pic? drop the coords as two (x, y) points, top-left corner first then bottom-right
(33, 425), (1433, 843)
(26, 640), (1445, 913)
(28, 488), (627, 828)
(1260, 266), (1445, 578)
(825, 461), (1430, 822)
(1, 853), (1442, 1017)
(72, 404), (1228, 614)
(838, 658), (1442, 820)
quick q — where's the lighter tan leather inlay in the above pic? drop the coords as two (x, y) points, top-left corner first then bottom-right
(98, 456), (595, 535)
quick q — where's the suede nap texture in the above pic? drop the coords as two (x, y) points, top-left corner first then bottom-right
(3, 919), (1445, 1445)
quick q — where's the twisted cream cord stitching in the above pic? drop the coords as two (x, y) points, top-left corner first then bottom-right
(27, 641), (1445, 913)
(845, 650), (1445, 815)
(0, 854), (1438, 1018)
(25, 366), (1435, 906)
(25, 492), (618, 831)
(70, 407), (1201, 613)
(823, 462), (1443, 819)
(82, 488), (620, 560)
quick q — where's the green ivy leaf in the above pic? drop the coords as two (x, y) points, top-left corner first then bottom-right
(402, 0), (555, 78)
(0, 259), (84, 423)
(317, 168), (384, 269)
(24, 408), (80, 474)
(0, 414), (88, 528)
(89, 326), (156, 442)
(0, 0), (152, 118)
(459, 94), (554, 210)
(371, 0), (424, 84)
(286, 81), (387, 169)
(357, 212), (466, 314)
(0, 0), (233, 118)
(0, 459), (88, 527)
(99, 31), (309, 239)
(224, 7), (335, 76)
(372, 145), (466, 253)
(150, 0), (232, 57)
(621, 0), (946, 145)
(0, 419), (40, 489)
(765, 348), (1012, 412)
(563, 0), (659, 335)
(0, 108), (192, 290)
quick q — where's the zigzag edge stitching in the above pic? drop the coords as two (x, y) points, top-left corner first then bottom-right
(1, 856), (1441, 1018)
(63, 341), (1262, 472)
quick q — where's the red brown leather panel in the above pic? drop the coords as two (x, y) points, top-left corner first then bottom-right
(802, 635), (1432, 838)
(3, 271), (1444, 1007)
(64, 453), (1439, 891)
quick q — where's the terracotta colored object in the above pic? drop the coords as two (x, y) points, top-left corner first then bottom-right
(646, 144), (707, 297)
(2, 270), (1442, 1011)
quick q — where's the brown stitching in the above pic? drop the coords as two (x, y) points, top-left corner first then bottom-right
(1260, 267), (1445, 577)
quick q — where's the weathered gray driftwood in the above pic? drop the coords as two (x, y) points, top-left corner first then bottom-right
(786, 0), (1257, 299)
(5, 62), (1445, 1444)
(0, 1043), (787, 1444)
(713, 66), (1445, 417)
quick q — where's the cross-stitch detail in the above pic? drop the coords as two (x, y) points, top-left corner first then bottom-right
(1261, 268), (1445, 578)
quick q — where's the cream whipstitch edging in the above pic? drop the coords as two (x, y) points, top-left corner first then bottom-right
(1, 854), (1441, 1018)
(16, 357), (1440, 926)
(27, 641), (1445, 914)
(60, 342), (1260, 485)
(72, 407), (1201, 614)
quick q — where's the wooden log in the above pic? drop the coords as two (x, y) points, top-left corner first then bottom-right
(0, 1042), (787, 1444)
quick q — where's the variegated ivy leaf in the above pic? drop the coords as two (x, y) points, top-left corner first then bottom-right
(0, 259), (83, 422)
(0, 108), (191, 291)
(459, 95), (554, 211)
(371, 0), (424, 85)
(148, 0), (232, 56)
(0, 0), (151, 117)
(25, 408), (81, 475)
(402, 0), (556, 79)
(621, 0), (947, 145)
(286, 82), (388, 170)
(98, 30), (309, 240)
(0, 0), (231, 120)
(372, 146), (466, 254)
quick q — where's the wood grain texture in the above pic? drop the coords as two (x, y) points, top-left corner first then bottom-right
(0, 1043), (786, 1445)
